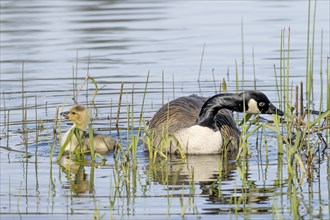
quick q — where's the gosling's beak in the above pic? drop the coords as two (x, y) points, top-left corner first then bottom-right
(266, 103), (284, 116)
(60, 111), (70, 119)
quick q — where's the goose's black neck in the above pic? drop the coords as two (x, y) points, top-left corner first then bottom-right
(195, 93), (244, 131)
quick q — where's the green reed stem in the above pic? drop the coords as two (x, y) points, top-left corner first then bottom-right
(50, 106), (59, 160)
(35, 96), (38, 155)
(198, 43), (205, 82)
(273, 65), (280, 102)
(162, 71), (164, 106)
(21, 63), (24, 125)
(212, 69), (217, 93)
(131, 83), (135, 134)
(326, 55), (329, 100)
(73, 50), (79, 104)
(110, 98), (113, 133)
(222, 78), (227, 93)
(318, 30), (324, 131)
(280, 29), (284, 111)
(253, 47), (256, 91)
(6, 110), (10, 148)
(137, 71), (150, 137)
(126, 90), (130, 144)
(326, 57), (330, 141)
(235, 59), (239, 93)
(172, 74), (175, 100)
(89, 124), (95, 160)
(306, 0), (311, 96)
(72, 66), (76, 104)
(116, 82), (124, 133)
(241, 17), (245, 90)
(285, 27), (291, 111)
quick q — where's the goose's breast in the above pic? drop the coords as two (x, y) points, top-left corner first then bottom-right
(174, 125), (223, 154)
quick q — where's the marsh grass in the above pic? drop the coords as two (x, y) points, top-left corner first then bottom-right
(56, 74), (107, 162)
(1, 1), (329, 219)
(105, 10), (329, 215)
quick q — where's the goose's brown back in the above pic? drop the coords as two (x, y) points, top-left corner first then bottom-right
(147, 95), (240, 153)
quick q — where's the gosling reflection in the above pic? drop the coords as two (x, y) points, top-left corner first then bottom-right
(58, 156), (101, 194)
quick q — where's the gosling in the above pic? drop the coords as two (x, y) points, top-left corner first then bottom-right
(60, 105), (118, 154)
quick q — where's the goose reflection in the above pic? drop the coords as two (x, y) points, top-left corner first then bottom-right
(147, 154), (237, 185)
(147, 154), (281, 214)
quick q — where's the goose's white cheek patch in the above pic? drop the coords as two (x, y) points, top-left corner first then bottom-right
(247, 99), (261, 114)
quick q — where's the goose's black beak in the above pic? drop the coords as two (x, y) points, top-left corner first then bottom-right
(60, 111), (70, 119)
(266, 103), (284, 116)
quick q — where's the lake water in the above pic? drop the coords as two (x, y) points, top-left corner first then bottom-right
(1, 0), (329, 219)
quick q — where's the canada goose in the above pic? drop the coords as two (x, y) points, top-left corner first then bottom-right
(60, 105), (118, 154)
(147, 90), (284, 155)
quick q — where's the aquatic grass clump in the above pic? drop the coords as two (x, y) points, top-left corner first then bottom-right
(56, 75), (108, 162)
(56, 122), (84, 161)
(262, 1), (330, 183)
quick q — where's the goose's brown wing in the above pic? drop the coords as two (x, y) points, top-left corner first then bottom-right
(148, 95), (207, 134)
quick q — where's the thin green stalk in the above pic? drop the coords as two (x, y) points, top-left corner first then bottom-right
(126, 90), (130, 146)
(326, 56), (329, 111)
(89, 124), (95, 160)
(286, 27), (291, 110)
(212, 69), (217, 93)
(318, 30), (323, 131)
(306, 0), (311, 95)
(6, 110), (10, 148)
(72, 66), (76, 104)
(52, 106), (59, 157)
(235, 59), (239, 93)
(74, 50), (79, 104)
(116, 82), (124, 133)
(110, 98), (113, 133)
(172, 74), (175, 100)
(137, 71), (150, 137)
(306, 0), (317, 151)
(35, 96), (38, 155)
(131, 83), (135, 135)
(309, 0), (317, 100)
(197, 43), (205, 82)
(253, 47), (256, 91)
(21, 63), (28, 152)
(162, 71), (164, 106)
(21, 63), (24, 126)
(274, 65), (281, 102)
(241, 17), (245, 90)
(326, 57), (329, 146)
(280, 29), (284, 111)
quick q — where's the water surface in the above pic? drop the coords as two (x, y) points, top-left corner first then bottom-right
(1, 0), (329, 219)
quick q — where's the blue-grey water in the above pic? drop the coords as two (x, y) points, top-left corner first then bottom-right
(1, 0), (329, 219)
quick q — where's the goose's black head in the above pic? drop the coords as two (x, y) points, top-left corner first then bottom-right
(242, 91), (284, 116)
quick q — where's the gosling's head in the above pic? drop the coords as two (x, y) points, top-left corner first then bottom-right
(242, 91), (284, 116)
(61, 105), (90, 129)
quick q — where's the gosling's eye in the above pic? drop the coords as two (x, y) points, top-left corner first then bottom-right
(71, 112), (76, 115)
(258, 102), (265, 107)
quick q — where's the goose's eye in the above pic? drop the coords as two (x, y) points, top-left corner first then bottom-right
(71, 112), (76, 115)
(258, 102), (265, 107)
